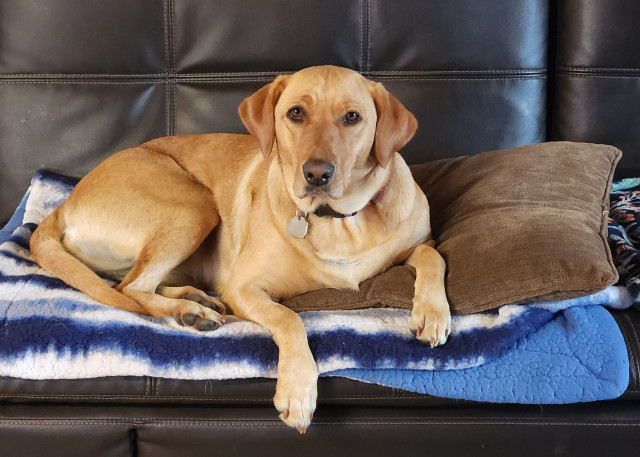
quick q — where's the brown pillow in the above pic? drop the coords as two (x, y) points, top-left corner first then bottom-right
(283, 142), (621, 315)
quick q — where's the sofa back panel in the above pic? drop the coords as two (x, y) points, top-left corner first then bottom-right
(556, 0), (640, 69)
(173, 0), (363, 73)
(0, 0), (165, 75)
(349, 77), (547, 164)
(172, 0), (549, 161)
(0, 0), (549, 224)
(369, 0), (548, 71)
(0, 82), (167, 223)
(553, 0), (640, 178)
(171, 76), (548, 165)
(174, 81), (267, 136)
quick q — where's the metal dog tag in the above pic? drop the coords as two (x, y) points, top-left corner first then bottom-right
(286, 212), (308, 239)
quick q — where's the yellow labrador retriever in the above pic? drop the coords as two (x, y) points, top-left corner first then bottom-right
(30, 65), (451, 433)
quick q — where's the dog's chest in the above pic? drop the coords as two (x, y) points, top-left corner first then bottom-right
(312, 244), (392, 290)
(302, 217), (394, 288)
(304, 212), (425, 290)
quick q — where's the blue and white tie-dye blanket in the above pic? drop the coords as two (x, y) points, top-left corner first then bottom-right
(0, 170), (636, 403)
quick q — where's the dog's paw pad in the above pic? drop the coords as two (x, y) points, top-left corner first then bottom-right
(179, 313), (198, 326)
(195, 317), (221, 332)
(174, 301), (225, 332)
(176, 313), (223, 332)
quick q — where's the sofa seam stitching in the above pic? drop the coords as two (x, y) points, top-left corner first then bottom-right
(558, 66), (640, 72)
(163, 0), (170, 137)
(0, 77), (548, 84)
(0, 393), (434, 401)
(171, 0), (177, 136)
(367, 0), (372, 72)
(0, 69), (548, 78)
(359, 0), (365, 71)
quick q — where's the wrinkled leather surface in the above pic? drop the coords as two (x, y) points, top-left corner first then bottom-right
(0, 0), (551, 224)
(1, 401), (639, 457)
(552, 0), (640, 177)
(613, 310), (640, 400)
(0, 376), (466, 407)
(1, 0), (640, 454)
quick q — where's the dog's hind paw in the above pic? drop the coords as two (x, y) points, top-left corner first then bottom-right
(173, 298), (225, 332)
(178, 312), (222, 331)
(182, 292), (227, 315)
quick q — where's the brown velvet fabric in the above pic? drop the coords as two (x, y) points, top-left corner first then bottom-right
(283, 142), (621, 314)
(283, 265), (417, 312)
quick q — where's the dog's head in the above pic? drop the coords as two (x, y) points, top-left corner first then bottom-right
(238, 66), (417, 214)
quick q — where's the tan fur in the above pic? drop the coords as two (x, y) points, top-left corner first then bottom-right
(30, 65), (451, 433)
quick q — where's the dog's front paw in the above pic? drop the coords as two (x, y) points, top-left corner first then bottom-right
(273, 354), (318, 434)
(410, 299), (451, 347)
(175, 300), (225, 331)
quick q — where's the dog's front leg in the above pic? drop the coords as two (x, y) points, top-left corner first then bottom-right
(406, 242), (452, 347)
(226, 284), (317, 433)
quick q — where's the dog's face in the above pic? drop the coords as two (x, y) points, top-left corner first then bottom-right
(239, 66), (417, 214)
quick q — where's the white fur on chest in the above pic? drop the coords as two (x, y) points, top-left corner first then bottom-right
(313, 236), (402, 290)
(309, 209), (429, 291)
(315, 250), (361, 288)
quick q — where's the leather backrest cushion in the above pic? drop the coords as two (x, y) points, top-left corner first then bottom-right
(553, 0), (640, 178)
(0, 0), (548, 224)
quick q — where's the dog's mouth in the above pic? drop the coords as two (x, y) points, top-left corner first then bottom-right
(295, 192), (366, 220)
(295, 189), (328, 211)
(295, 177), (344, 198)
(297, 183), (345, 206)
(300, 185), (333, 198)
(291, 187), (337, 215)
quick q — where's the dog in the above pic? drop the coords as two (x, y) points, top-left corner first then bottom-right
(30, 65), (451, 433)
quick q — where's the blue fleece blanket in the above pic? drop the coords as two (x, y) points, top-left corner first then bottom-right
(0, 170), (635, 403)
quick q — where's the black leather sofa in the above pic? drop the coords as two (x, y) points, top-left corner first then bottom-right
(1, 1), (639, 455)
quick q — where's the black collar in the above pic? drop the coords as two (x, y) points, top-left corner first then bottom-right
(313, 205), (358, 218)
(310, 187), (384, 219)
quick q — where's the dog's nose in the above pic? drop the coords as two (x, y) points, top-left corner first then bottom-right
(302, 159), (335, 187)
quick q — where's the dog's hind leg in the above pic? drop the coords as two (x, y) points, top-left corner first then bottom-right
(114, 213), (224, 331)
(116, 254), (225, 331)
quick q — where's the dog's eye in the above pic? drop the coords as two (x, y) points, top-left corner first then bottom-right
(344, 111), (361, 125)
(288, 107), (304, 122)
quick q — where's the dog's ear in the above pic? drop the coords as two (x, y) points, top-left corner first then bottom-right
(368, 82), (418, 168)
(238, 76), (288, 158)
